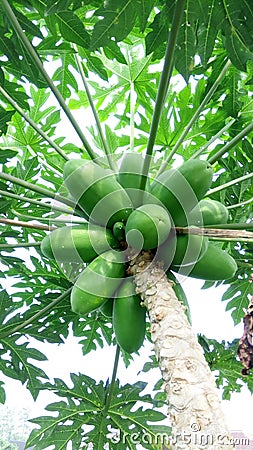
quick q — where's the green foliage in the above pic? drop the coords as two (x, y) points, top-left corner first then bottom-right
(0, 1), (252, 449)
(199, 335), (253, 399)
(26, 375), (168, 450)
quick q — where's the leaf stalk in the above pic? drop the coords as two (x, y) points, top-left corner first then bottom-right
(140, 0), (186, 190)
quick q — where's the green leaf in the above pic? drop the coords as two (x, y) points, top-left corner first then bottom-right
(0, 381), (6, 404)
(0, 108), (15, 136)
(221, 273), (253, 324)
(196, 0), (225, 67)
(174, 2), (197, 82)
(13, 7), (43, 38)
(145, 4), (173, 56)
(26, 376), (168, 449)
(52, 54), (79, 98)
(221, 0), (253, 71)
(137, 0), (156, 33)
(0, 337), (48, 399)
(55, 11), (90, 48)
(90, 0), (137, 50)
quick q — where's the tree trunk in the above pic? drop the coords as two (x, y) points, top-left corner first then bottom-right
(128, 252), (235, 450)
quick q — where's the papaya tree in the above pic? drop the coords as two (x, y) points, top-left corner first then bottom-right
(0, 0), (253, 449)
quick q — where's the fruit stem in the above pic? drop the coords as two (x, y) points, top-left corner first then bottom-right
(0, 86), (69, 162)
(0, 171), (76, 209)
(157, 59), (232, 174)
(175, 226), (253, 242)
(1, 0), (97, 161)
(0, 288), (72, 339)
(74, 49), (117, 171)
(104, 345), (120, 412)
(140, 0), (186, 191)
(0, 217), (55, 231)
(203, 222), (253, 230)
(207, 171), (253, 195)
(207, 121), (253, 164)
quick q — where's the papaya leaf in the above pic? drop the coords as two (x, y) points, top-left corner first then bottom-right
(55, 10), (90, 48)
(221, 273), (253, 325)
(174, 2), (197, 82)
(0, 381), (6, 404)
(196, 0), (225, 68)
(199, 336), (253, 399)
(26, 375), (168, 450)
(52, 53), (79, 99)
(0, 108), (15, 136)
(0, 337), (48, 400)
(72, 312), (114, 355)
(136, 0), (156, 33)
(90, 0), (137, 50)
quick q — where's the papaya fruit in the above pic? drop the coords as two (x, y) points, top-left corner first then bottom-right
(188, 199), (229, 226)
(113, 279), (146, 353)
(171, 233), (208, 266)
(112, 221), (126, 242)
(100, 298), (114, 318)
(125, 204), (172, 250)
(41, 224), (119, 263)
(117, 152), (150, 207)
(150, 159), (213, 225)
(166, 271), (192, 324)
(63, 159), (133, 227)
(172, 244), (237, 280)
(71, 250), (126, 315)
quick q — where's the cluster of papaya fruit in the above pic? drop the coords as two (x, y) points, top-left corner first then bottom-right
(41, 154), (238, 353)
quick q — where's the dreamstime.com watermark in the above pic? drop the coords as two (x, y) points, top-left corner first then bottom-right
(107, 423), (251, 447)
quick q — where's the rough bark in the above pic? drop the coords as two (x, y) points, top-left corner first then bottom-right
(128, 252), (235, 450)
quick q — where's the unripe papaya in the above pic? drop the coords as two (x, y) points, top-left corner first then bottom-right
(71, 250), (125, 315)
(112, 221), (126, 242)
(150, 159), (213, 225)
(63, 159), (133, 227)
(117, 152), (150, 207)
(172, 233), (208, 266)
(41, 224), (119, 263)
(188, 199), (229, 226)
(100, 298), (114, 318)
(125, 204), (172, 250)
(172, 244), (237, 280)
(113, 279), (146, 353)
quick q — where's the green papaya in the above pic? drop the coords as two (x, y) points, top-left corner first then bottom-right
(63, 159), (133, 227)
(112, 221), (126, 242)
(172, 244), (237, 280)
(113, 279), (146, 353)
(125, 204), (172, 250)
(166, 271), (192, 324)
(117, 152), (150, 207)
(71, 250), (125, 315)
(100, 298), (114, 318)
(150, 159), (213, 226)
(41, 224), (119, 263)
(171, 233), (208, 266)
(188, 199), (229, 226)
